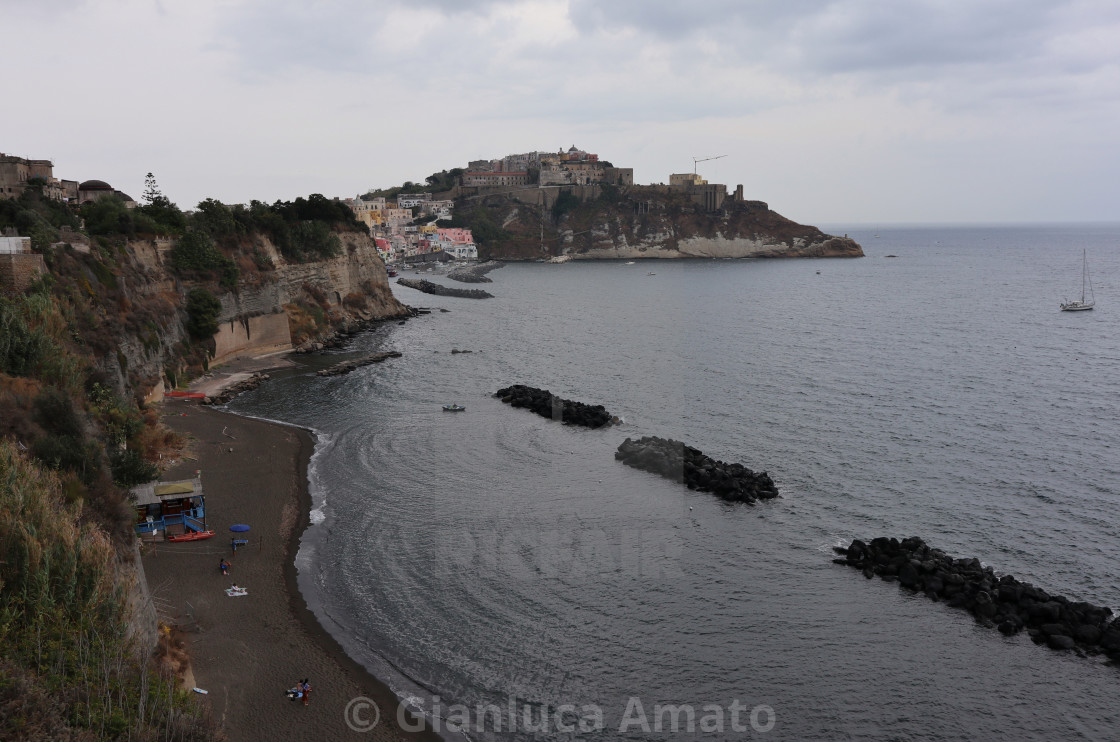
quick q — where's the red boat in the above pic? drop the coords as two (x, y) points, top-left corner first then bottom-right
(167, 530), (215, 542)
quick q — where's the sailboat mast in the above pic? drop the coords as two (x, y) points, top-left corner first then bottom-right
(1081, 249), (1087, 302)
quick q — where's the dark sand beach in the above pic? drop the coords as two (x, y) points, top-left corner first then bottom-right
(144, 400), (440, 742)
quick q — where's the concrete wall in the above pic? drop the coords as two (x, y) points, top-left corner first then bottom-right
(212, 312), (292, 365)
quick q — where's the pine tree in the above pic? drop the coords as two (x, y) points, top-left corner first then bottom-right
(141, 172), (167, 207)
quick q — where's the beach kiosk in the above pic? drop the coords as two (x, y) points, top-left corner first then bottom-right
(131, 476), (207, 539)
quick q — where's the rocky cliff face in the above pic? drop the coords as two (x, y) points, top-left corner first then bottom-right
(468, 186), (863, 261)
(104, 230), (405, 402)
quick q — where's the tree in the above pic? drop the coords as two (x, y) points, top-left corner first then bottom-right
(141, 172), (166, 207)
(136, 173), (185, 233)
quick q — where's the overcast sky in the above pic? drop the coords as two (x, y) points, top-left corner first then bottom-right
(4, 0), (1119, 224)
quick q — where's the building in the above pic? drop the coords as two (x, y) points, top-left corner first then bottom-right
(350, 195), (387, 229)
(669, 173), (706, 187)
(397, 193), (432, 209)
(0, 153), (78, 202)
(416, 199), (455, 220)
(374, 237), (393, 261)
(668, 173), (742, 212)
(0, 232), (46, 294)
(461, 171), (530, 188)
(501, 151), (549, 172)
(77, 179), (136, 206)
(0, 235), (31, 254)
(131, 476), (207, 539)
(435, 227), (476, 260)
(381, 206), (413, 231)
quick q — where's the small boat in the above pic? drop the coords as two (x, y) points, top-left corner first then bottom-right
(167, 529), (215, 542)
(442, 404), (466, 412)
(1060, 249), (1095, 311)
(647, 272), (656, 276)
(625, 261), (635, 265)
(387, 268), (398, 277)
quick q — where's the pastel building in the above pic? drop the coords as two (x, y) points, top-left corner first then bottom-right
(436, 227), (477, 260)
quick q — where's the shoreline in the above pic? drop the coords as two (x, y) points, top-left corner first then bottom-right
(148, 399), (442, 742)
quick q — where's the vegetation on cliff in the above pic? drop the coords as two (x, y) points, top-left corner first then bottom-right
(364, 168), (463, 200)
(0, 289), (214, 739)
(0, 439), (216, 740)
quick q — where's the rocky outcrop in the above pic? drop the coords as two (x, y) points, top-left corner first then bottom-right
(615, 436), (780, 504)
(448, 260), (504, 283)
(201, 372), (271, 405)
(457, 187), (863, 261)
(397, 278), (493, 299)
(495, 384), (616, 428)
(834, 536), (1120, 660)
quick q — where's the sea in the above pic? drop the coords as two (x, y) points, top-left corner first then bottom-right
(227, 224), (1120, 741)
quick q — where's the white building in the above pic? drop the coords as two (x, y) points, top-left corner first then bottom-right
(397, 193), (432, 209)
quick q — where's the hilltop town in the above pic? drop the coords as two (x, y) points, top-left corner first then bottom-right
(341, 144), (784, 263)
(3, 145), (860, 293)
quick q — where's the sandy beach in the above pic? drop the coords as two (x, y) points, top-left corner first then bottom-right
(144, 399), (441, 742)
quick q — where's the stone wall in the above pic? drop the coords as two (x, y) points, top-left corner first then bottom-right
(0, 253), (46, 293)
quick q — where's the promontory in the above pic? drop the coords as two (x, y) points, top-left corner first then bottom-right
(449, 182), (862, 261)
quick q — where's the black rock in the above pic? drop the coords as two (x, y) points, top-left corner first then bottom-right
(495, 384), (614, 429)
(833, 535), (1120, 665)
(613, 435), (779, 505)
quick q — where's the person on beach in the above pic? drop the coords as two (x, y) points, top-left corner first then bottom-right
(300, 678), (311, 706)
(219, 558), (230, 576)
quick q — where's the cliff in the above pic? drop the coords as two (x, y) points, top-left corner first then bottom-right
(101, 230), (406, 403)
(457, 185), (862, 260)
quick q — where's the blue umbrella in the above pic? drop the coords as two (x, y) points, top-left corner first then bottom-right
(229, 524), (251, 532)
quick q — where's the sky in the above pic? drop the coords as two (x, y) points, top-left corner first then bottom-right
(4, 0), (1119, 224)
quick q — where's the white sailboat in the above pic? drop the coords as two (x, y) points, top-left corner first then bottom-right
(1060, 250), (1095, 312)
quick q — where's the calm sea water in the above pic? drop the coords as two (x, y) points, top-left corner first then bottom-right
(229, 224), (1120, 741)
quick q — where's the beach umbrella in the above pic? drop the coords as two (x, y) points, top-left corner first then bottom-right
(229, 524), (250, 532)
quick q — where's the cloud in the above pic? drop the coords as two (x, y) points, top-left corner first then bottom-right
(5, 0), (1119, 221)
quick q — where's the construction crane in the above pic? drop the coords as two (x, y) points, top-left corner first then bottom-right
(693, 154), (727, 174)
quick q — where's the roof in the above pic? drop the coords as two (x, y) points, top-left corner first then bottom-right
(79, 179), (112, 190)
(130, 476), (203, 507)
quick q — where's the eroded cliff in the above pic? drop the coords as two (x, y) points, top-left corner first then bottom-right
(98, 230), (406, 402)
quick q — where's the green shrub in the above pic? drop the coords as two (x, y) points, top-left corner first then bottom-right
(79, 195), (135, 237)
(552, 190), (581, 220)
(169, 230), (239, 287)
(108, 448), (158, 487)
(185, 287), (222, 340)
(32, 387), (82, 438)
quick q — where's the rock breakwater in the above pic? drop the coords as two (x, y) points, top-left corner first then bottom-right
(495, 384), (615, 428)
(614, 436), (780, 504)
(396, 278), (493, 299)
(835, 536), (1120, 660)
(448, 261), (504, 283)
(317, 351), (403, 377)
(202, 373), (270, 405)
